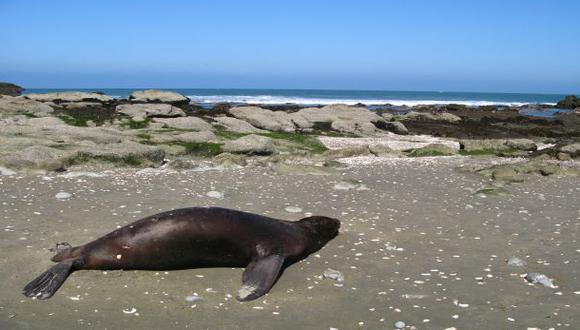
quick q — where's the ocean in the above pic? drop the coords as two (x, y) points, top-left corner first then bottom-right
(24, 88), (567, 107)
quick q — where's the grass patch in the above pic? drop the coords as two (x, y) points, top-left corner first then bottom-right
(55, 107), (115, 127)
(121, 118), (151, 129)
(258, 132), (328, 153)
(214, 127), (246, 140)
(181, 142), (223, 157)
(459, 148), (519, 156)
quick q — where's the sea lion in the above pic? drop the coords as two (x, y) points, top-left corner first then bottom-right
(23, 207), (340, 301)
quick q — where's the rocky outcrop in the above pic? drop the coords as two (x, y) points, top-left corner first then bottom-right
(0, 82), (24, 96)
(212, 116), (266, 133)
(152, 117), (213, 131)
(222, 134), (274, 155)
(396, 111), (462, 122)
(24, 92), (113, 104)
(116, 103), (186, 119)
(229, 106), (296, 132)
(408, 143), (456, 157)
(505, 139), (537, 151)
(129, 90), (190, 105)
(556, 95), (580, 109)
(383, 121), (408, 135)
(212, 152), (248, 167)
(149, 131), (217, 144)
(291, 104), (385, 135)
(0, 96), (54, 117)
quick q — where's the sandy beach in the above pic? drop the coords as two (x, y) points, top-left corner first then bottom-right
(1, 156), (578, 329)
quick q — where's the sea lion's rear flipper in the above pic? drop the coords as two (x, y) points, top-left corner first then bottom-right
(23, 261), (73, 299)
(237, 254), (284, 301)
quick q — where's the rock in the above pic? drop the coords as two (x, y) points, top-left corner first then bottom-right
(61, 102), (104, 110)
(368, 144), (399, 157)
(150, 131), (217, 144)
(152, 117), (213, 131)
(322, 268), (344, 284)
(323, 146), (371, 159)
(397, 111), (461, 122)
(0, 145), (73, 170)
(129, 90), (190, 105)
(0, 96), (54, 117)
(557, 152), (572, 161)
(212, 116), (266, 133)
(492, 168), (524, 183)
(381, 113), (394, 121)
(505, 139), (537, 151)
(525, 273), (557, 288)
(0, 166), (17, 176)
(212, 152), (247, 167)
(507, 256), (527, 267)
(185, 295), (203, 303)
(394, 321), (406, 329)
(284, 206), (303, 213)
(330, 119), (377, 135)
(459, 139), (512, 153)
(55, 192), (72, 200)
(384, 121), (409, 135)
(559, 143), (580, 157)
(229, 106), (296, 132)
(222, 134), (274, 155)
(116, 103), (186, 118)
(24, 92), (113, 103)
(408, 144), (456, 157)
(293, 104), (384, 135)
(206, 191), (224, 199)
(556, 95), (580, 109)
(0, 82), (24, 96)
(75, 141), (166, 166)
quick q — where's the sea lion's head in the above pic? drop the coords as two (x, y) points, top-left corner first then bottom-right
(298, 216), (340, 252)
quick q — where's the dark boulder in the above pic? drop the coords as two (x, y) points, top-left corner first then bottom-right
(0, 82), (24, 96)
(556, 95), (580, 109)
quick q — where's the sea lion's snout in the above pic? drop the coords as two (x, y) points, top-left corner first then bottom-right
(298, 216), (341, 241)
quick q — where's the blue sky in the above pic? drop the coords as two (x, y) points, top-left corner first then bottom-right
(1, 0), (579, 93)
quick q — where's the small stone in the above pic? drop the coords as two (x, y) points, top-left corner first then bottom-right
(55, 192), (72, 199)
(185, 295), (203, 303)
(507, 256), (527, 267)
(394, 321), (406, 329)
(0, 167), (17, 176)
(206, 191), (224, 199)
(322, 268), (344, 284)
(525, 272), (557, 288)
(285, 206), (303, 213)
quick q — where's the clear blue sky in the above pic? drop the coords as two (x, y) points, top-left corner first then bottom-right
(1, 0), (579, 93)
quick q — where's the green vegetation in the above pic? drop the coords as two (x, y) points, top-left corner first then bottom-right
(474, 187), (510, 196)
(121, 117), (151, 129)
(459, 148), (518, 156)
(55, 107), (115, 127)
(180, 142), (223, 157)
(257, 132), (328, 153)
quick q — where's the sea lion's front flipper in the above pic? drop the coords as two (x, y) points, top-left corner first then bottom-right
(237, 254), (284, 301)
(23, 261), (73, 299)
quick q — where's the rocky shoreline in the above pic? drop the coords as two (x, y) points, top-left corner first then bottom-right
(1, 85), (579, 180)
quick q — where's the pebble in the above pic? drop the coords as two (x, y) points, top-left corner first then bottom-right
(55, 192), (72, 199)
(323, 268), (344, 284)
(284, 206), (303, 213)
(0, 167), (16, 176)
(185, 295), (202, 303)
(507, 256), (527, 267)
(525, 273), (557, 288)
(206, 191), (224, 199)
(394, 321), (406, 329)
